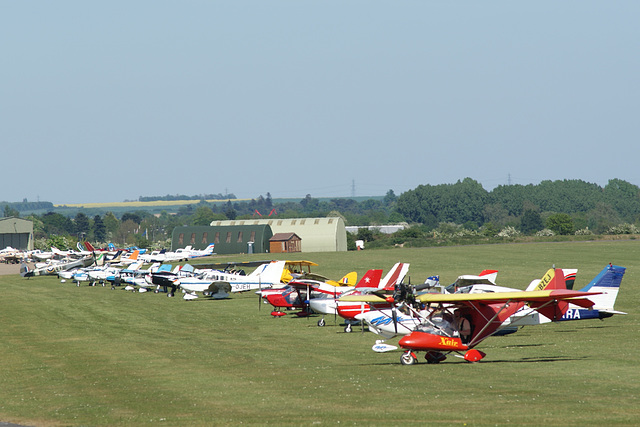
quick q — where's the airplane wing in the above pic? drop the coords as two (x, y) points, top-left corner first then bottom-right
(193, 260), (274, 270)
(339, 293), (392, 303)
(341, 289), (599, 307)
(417, 290), (598, 307)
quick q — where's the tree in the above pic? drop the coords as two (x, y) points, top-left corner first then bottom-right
(224, 201), (237, 220)
(116, 219), (139, 246)
(546, 213), (574, 235)
(93, 215), (106, 242)
(4, 205), (19, 218)
(121, 212), (142, 224)
(42, 212), (74, 235)
(520, 209), (544, 235)
(192, 206), (216, 226)
(74, 212), (91, 238)
(383, 189), (397, 206)
(356, 227), (374, 242)
(103, 212), (119, 240)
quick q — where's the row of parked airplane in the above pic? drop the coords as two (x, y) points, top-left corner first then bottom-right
(259, 262), (626, 365)
(14, 242), (626, 365)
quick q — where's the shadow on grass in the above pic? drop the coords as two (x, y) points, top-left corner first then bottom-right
(362, 354), (586, 367)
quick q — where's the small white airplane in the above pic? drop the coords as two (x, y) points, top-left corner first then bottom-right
(185, 243), (216, 258)
(176, 260), (287, 300)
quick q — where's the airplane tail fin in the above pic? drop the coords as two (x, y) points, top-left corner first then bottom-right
(20, 262), (31, 277)
(478, 269), (498, 284)
(355, 269), (383, 288)
(84, 241), (96, 252)
(380, 262), (410, 290)
(528, 268), (564, 291)
(526, 268), (578, 291)
(340, 271), (357, 286)
(325, 271), (358, 287)
(578, 264), (626, 313)
(252, 261), (286, 286)
(94, 253), (105, 266)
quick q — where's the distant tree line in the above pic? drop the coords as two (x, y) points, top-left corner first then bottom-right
(6, 178), (640, 251)
(395, 178), (640, 235)
(139, 193), (235, 202)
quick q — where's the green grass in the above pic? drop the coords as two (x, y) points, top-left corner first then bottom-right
(1, 241), (639, 426)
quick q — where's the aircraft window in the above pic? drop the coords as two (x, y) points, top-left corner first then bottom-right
(202, 232), (208, 244)
(285, 291), (303, 305)
(416, 310), (458, 337)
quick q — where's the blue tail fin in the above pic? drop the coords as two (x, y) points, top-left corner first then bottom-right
(560, 264), (626, 321)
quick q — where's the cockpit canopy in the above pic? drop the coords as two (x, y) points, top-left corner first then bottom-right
(415, 310), (459, 338)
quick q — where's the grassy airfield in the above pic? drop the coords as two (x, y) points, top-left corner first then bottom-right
(1, 241), (639, 426)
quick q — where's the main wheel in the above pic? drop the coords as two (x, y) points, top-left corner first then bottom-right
(317, 318), (325, 327)
(400, 351), (417, 365)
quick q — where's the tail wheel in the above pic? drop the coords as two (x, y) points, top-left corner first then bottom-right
(400, 351), (418, 365)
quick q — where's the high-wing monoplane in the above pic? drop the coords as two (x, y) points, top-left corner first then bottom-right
(342, 268), (601, 364)
(264, 271), (358, 317)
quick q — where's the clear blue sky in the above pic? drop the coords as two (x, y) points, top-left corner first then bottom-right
(3, 1), (639, 204)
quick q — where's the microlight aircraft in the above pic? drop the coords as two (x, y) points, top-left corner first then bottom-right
(340, 268), (601, 365)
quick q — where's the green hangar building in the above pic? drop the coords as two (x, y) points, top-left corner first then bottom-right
(0, 217), (34, 250)
(171, 224), (273, 255)
(171, 217), (347, 254)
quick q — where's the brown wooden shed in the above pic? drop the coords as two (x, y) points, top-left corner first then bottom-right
(269, 232), (302, 253)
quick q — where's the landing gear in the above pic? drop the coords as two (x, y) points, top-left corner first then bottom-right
(344, 323), (352, 333)
(317, 318), (325, 327)
(425, 351), (447, 364)
(400, 351), (418, 365)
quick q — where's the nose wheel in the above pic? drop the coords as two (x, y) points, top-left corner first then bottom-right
(400, 351), (418, 365)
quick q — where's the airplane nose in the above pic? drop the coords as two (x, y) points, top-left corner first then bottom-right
(398, 333), (417, 349)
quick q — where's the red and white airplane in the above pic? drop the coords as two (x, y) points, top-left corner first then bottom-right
(263, 271), (359, 317)
(329, 262), (410, 332)
(342, 268), (602, 364)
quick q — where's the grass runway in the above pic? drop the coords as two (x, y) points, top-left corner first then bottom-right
(1, 241), (638, 426)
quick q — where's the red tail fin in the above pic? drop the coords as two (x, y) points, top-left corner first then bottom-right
(84, 242), (96, 252)
(355, 269), (383, 288)
(534, 268), (569, 320)
(380, 262), (409, 290)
